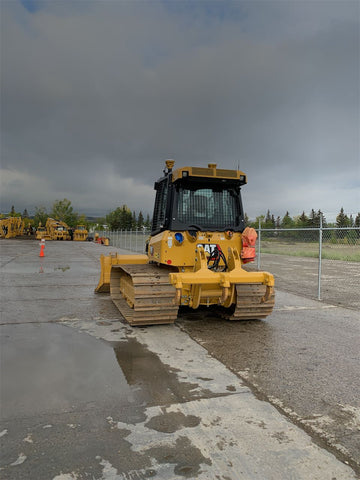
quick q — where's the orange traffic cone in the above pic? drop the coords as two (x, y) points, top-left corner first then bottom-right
(39, 244), (45, 257)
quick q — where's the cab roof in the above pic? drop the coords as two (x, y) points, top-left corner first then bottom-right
(165, 161), (247, 185)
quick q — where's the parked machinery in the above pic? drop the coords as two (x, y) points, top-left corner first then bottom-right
(35, 223), (51, 240)
(95, 160), (275, 326)
(45, 218), (71, 240)
(0, 217), (24, 238)
(73, 225), (88, 241)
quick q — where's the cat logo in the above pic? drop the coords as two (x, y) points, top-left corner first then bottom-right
(197, 244), (217, 254)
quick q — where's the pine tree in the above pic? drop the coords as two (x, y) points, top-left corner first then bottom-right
(137, 211), (144, 229)
(145, 214), (151, 229)
(336, 208), (350, 228)
(296, 211), (308, 228)
(132, 211), (137, 229)
(263, 210), (275, 229)
(355, 213), (360, 228)
(355, 213), (360, 238)
(281, 211), (294, 228)
(336, 207), (351, 239)
(281, 211), (295, 239)
(308, 209), (318, 228)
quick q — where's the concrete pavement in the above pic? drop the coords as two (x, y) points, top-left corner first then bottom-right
(0, 238), (358, 479)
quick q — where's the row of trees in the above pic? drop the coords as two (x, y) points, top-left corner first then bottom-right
(247, 208), (360, 230)
(102, 206), (359, 233)
(2, 203), (358, 233)
(101, 205), (151, 231)
(248, 208), (360, 240)
(1, 199), (88, 229)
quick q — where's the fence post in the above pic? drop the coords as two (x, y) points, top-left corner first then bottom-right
(317, 215), (323, 300)
(257, 218), (261, 270)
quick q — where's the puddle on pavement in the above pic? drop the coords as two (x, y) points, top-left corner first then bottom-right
(54, 265), (70, 272)
(1, 323), (133, 419)
(145, 411), (201, 433)
(147, 436), (212, 478)
(113, 337), (204, 406)
(1, 323), (208, 422)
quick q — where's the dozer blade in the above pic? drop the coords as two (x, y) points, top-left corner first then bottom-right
(95, 253), (148, 293)
(169, 246), (275, 321)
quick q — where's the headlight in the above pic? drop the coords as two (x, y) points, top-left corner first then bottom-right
(174, 232), (184, 244)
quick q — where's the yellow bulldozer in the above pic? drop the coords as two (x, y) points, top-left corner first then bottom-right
(35, 223), (51, 240)
(95, 160), (275, 326)
(73, 225), (88, 241)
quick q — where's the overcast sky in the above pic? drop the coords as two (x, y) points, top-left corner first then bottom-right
(1, 0), (359, 221)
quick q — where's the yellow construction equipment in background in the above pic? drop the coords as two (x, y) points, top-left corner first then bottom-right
(46, 218), (71, 240)
(35, 218), (71, 240)
(35, 223), (51, 240)
(73, 225), (88, 241)
(0, 217), (24, 238)
(96, 160), (275, 326)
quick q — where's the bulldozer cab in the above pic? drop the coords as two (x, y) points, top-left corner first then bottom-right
(151, 163), (247, 235)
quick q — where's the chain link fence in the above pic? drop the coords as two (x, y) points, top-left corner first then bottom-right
(95, 229), (151, 253)
(95, 226), (359, 307)
(256, 224), (359, 306)
(258, 227), (360, 263)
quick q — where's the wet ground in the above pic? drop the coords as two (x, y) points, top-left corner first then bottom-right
(179, 294), (360, 471)
(0, 238), (359, 479)
(251, 253), (360, 310)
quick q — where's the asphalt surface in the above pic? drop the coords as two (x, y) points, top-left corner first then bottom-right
(0, 238), (359, 479)
(253, 253), (360, 310)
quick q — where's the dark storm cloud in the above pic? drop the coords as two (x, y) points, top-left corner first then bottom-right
(1, 0), (359, 219)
